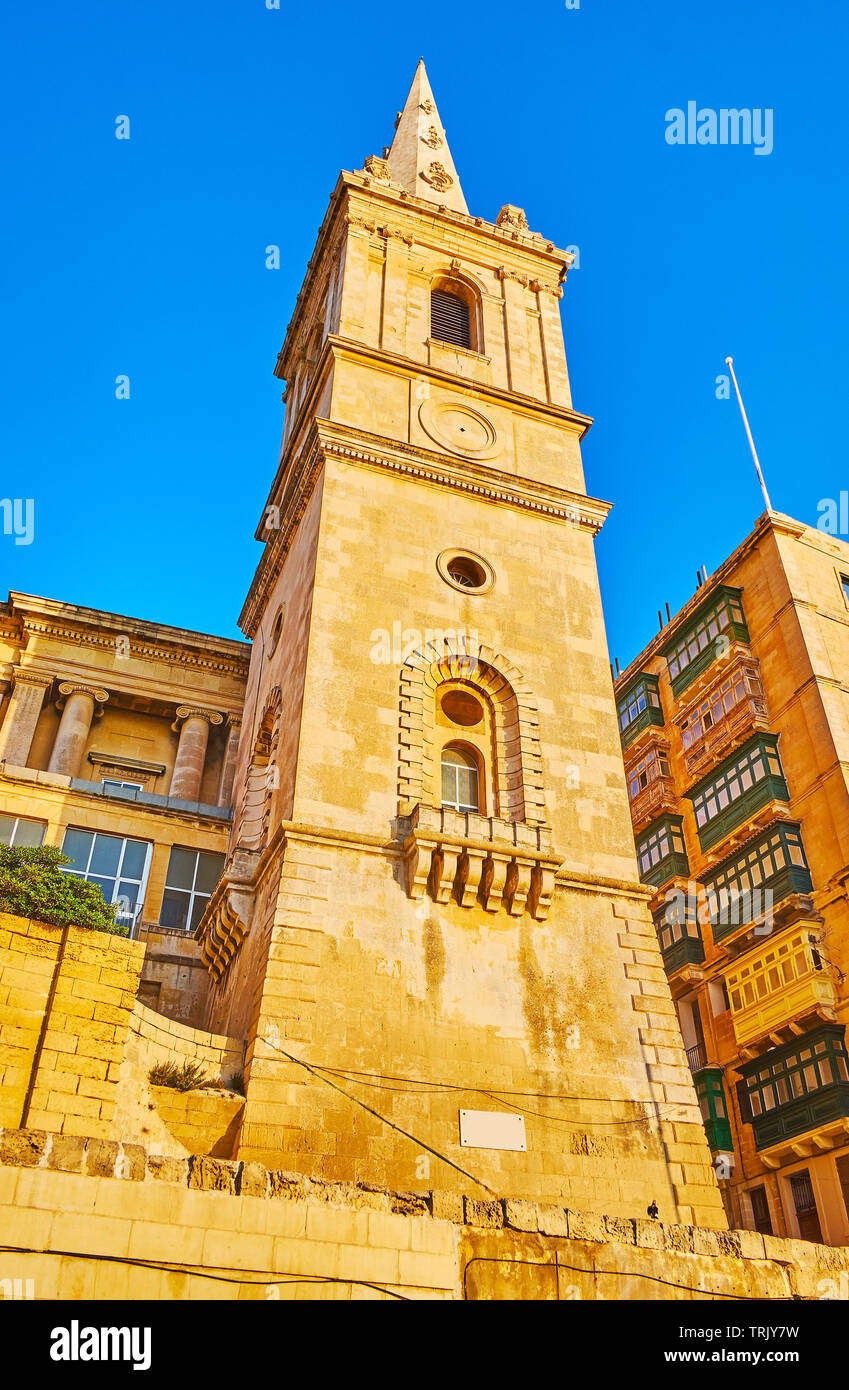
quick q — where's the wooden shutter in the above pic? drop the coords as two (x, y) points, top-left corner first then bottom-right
(431, 290), (471, 349)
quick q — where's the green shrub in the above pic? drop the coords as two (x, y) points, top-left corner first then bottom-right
(148, 1060), (208, 1092)
(229, 1071), (245, 1096)
(0, 845), (126, 935)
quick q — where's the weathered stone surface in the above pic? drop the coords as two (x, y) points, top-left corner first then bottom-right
(604, 1215), (635, 1245)
(664, 1223), (695, 1253)
(429, 1190), (464, 1224)
(634, 1218), (665, 1250)
(47, 1135), (85, 1173)
(268, 1170), (311, 1201)
(85, 1140), (120, 1177)
(187, 1156), (239, 1194)
(147, 1154), (189, 1184)
(733, 1228), (766, 1260)
(537, 1204), (569, 1238)
(390, 1190), (429, 1216)
(0, 1128), (46, 1168)
(118, 1143), (146, 1181)
(568, 1209), (605, 1243)
(504, 1199), (540, 1233)
(464, 1198), (503, 1228)
(238, 1162), (269, 1198)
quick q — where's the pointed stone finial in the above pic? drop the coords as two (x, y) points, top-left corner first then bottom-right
(386, 60), (468, 215)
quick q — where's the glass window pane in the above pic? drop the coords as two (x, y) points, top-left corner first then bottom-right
(456, 766), (478, 809)
(89, 876), (117, 902)
(119, 839), (148, 880)
(160, 889), (189, 931)
(190, 895), (209, 932)
(166, 846), (198, 891)
(0, 816), (16, 846)
(116, 880), (140, 908)
(89, 834), (122, 877)
(441, 764), (455, 803)
(61, 828), (93, 871)
(194, 851), (225, 895)
(13, 818), (46, 847)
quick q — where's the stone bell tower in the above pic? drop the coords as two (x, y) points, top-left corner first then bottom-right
(198, 61), (727, 1226)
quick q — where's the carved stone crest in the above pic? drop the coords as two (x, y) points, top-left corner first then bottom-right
(421, 161), (453, 192)
(422, 125), (442, 149)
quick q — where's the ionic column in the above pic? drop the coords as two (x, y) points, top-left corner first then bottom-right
(47, 682), (108, 777)
(0, 669), (53, 768)
(217, 714), (242, 807)
(170, 706), (223, 802)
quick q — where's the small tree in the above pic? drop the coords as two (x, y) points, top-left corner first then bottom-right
(0, 845), (127, 935)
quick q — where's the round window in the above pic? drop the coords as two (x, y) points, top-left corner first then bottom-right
(436, 549), (495, 595)
(441, 690), (484, 727)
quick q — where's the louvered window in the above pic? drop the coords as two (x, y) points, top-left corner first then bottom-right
(431, 290), (471, 349)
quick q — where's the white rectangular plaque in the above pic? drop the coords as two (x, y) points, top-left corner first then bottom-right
(458, 1109), (527, 1152)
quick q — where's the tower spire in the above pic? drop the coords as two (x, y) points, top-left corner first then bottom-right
(386, 59), (468, 214)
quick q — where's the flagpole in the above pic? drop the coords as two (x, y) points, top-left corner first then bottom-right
(725, 356), (773, 512)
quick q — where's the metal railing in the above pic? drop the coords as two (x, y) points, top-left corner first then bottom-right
(686, 1042), (708, 1072)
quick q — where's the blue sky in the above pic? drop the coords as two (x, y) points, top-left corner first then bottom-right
(2, 1), (846, 666)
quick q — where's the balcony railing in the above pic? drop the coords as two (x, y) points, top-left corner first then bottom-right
(686, 1042), (708, 1072)
(682, 693), (770, 778)
(628, 774), (678, 833)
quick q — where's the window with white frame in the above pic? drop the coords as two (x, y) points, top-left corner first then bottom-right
(0, 814), (46, 848)
(626, 746), (670, 800)
(60, 828), (152, 928)
(159, 846), (226, 931)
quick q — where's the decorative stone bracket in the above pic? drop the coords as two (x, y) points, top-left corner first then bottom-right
(197, 848), (260, 982)
(400, 804), (560, 921)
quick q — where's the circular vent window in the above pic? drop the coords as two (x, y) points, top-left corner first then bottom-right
(436, 549), (495, 595)
(441, 690), (484, 727)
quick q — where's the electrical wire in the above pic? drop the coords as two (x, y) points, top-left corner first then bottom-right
(460, 1254), (799, 1301)
(261, 1034), (496, 1194)
(266, 1051), (694, 1128)
(0, 1243), (409, 1300)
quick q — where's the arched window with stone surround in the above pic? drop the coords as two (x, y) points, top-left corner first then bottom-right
(430, 276), (480, 352)
(398, 641), (546, 827)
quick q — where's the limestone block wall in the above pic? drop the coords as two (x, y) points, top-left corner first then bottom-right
(235, 836), (727, 1228)
(135, 926), (211, 1029)
(0, 1125), (845, 1301)
(0, 914), (245, 1152)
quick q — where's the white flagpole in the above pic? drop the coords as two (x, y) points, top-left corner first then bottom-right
(725, 356), (773, 513)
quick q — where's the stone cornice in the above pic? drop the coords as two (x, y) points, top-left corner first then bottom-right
(240, 417), (610, 638)
(8, 594), (250, 676)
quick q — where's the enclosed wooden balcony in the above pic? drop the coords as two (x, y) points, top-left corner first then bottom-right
(682, 690), (771, 780)
(725, 928), (837, 1052)
(628, 773), (678, 834)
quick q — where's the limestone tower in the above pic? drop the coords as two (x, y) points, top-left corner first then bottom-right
(198, 61), (727, 1226)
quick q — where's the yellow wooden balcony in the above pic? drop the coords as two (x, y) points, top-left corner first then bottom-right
(725, 928), (837, 1051)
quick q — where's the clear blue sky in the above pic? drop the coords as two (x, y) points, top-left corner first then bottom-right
(2, 1), (846, 667)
